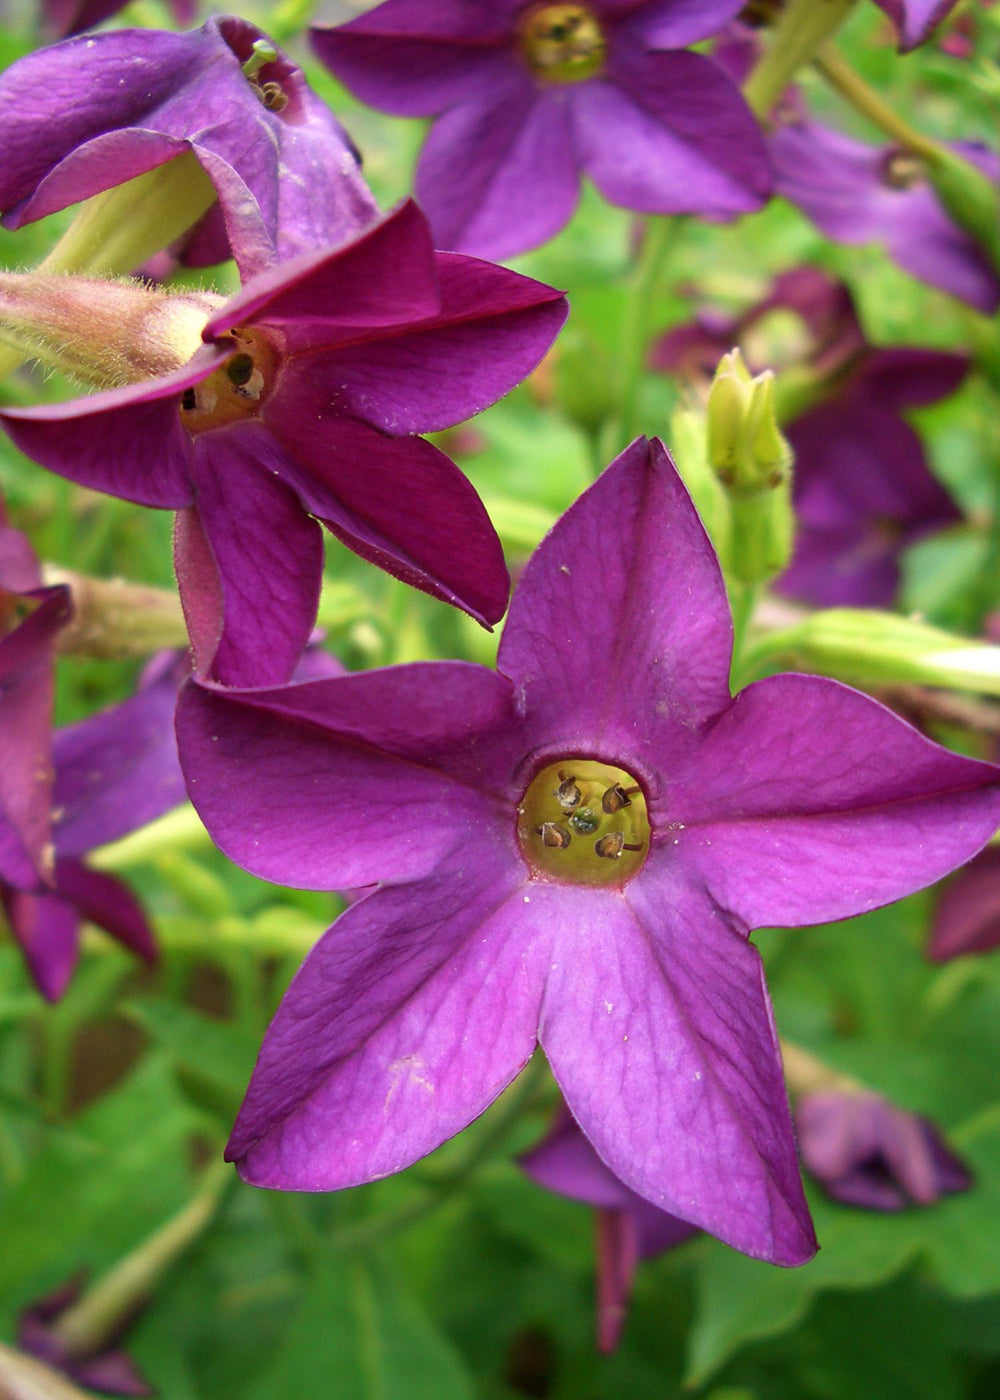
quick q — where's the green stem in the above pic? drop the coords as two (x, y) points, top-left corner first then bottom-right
(812, 44), (943, 162)
(743, 0), (858, 120)
(615, 216), (680, 451)
(728, 580), (759, 691)
(89, 805), (212, 872)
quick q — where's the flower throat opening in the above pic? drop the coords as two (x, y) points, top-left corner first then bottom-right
(517, 758), (650, 886)
(179, 328), (277, 434)
(518, 4), (606, 83)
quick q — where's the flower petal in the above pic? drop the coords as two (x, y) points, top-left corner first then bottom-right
(617, 0), (748, 47)
(930, 846), (1000, 960)
(2, 888), (79, 1001)
(536, 874), (816, 1264)
(673, 673), (1000, 927)
(54, 857), (157, 962)
(227, 860), (542, 1188)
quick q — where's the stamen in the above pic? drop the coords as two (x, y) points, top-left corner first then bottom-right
(601, 783), (631, 814)
(517, 757), (650, 886)
(595, 831), (624, 860)
(537, 821), (572, 848)
(555, 775), (582, 810)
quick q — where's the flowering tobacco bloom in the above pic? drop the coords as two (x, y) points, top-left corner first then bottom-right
(177, 437), (1000, 1263)
(771, 119), (1000, 314)
(18, 1277), (150, 1397)
(872, 0), (963, 50)
(2, 654), (187, 1001)
(0, 512), (71, 892)
(796, 1091), (971, 1210)
(0, 203), (567, 685)
(521, 1107), (697, 1350)
(312, 0), (770, 260)
(929, 845), (1000, 960)
(0, 16), (377, 274)
(654, 267), (966, 607)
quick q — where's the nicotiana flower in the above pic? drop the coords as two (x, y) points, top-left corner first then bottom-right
(0, 203), (568, 685)
(312, 0), (771, 260)
(872, 0), (963, 51)
(771, 119), (1000, 314)
(2, 653), (187, 1001)
(176, 436), (1000, 1264)
(0, 510), (71, 892)
(18, 1276), (150, 1398)
(654, 267), (966, 608)
(0, 16), (378, 275)
(929, 845), (1000, 960)
(796, 1091), (971, 1210)
(521, 1106), (697, 1350)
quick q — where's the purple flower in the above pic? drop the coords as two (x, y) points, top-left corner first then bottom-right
(654, 267), (966, 608)
(521, 1106), (697, 1350)
(0, 203), (568, 685)
(175, 436), (1000, 1264)
(18, 1276), (151, 1397)
(872, 0), (963, 51)
(796, 1091), (971, 1210)
(929, 845), (1000, 961)
(0, 511), (71, 891)
(0, 16), (378, 275)
(312, 1), (770, 260)
(771, 119), (1000, 313)
(3, 654), (187, 1001)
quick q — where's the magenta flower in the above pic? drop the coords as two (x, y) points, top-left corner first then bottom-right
(0, 203), (567, 685)
(796, 1091), (971, 1211)
(312, 1), (770, 260)
(771, 119), (1000, 313)
(176, 437), (1000, 1264)
(0, 16), (378, 275)
(929, 845), (1000, 961)
(872, 0), (963, 50)
(521, 1106), (697, 1350)
(18, 1276), (151, 1397)
(0, 511), (71, 892)
(3, 654), (187, 1001)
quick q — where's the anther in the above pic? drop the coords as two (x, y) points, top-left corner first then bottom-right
(555, 775), (582, 810)
(595, 831), (624, 860)
(537, 821), (572, 848)
(601, 783), (631, 814)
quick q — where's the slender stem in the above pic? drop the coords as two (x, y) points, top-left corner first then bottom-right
(89, 806), (212, 872)
(780, 1039), (860, 1098)
(728, 581), (759, 691)
(615, 217), (680, 451)
(41, 565), (188, 659)
(743, 0), (858, 120)
(812, 44), (944, 163)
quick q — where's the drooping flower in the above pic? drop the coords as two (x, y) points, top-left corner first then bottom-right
(796, 1091), (971, 1210)
(929, 845), (1000, 960)
(771, 119), (1000, 314)
(2, 653), (187, 1001)
(871, 0), (963, 51)
(654, 266), (966, 607)
(176, 436), (1000, 1264)
(312, 0), (771, 260)
(0, 202), (568, 685)
(17, 1276), (151, 1397)
(0, 16), (378, 275)
(521, 1106), (697, 1350)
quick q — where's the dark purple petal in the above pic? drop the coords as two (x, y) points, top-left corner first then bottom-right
(72, 1351), (153, 1397)
(54, 857), (157, 963)
(850, 346), (969, 412)
(930, 846), (1000, 960)
(176, 664), (516, 890)
(674, 673), (1000, 928)
(536, 873), (816, 1264)
(269, 413), (510, 628)
(185, 432), (325, 686)
(872, 0), (962, 51)
(2, 887), (80, 1001)
(575, 51), (771, 215)
(617, 0), (748, 47)
(227, 861), (541, 1188)
(498, 437), (733, 770)
(415, 82), (580, 259)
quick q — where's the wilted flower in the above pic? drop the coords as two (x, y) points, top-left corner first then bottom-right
(521, 1107), (697, 1350)
(929, 845), (1000, 960)
(177, 436), (1000, 1264)
(0, 16), (378, 274)
(797, 1090), (971, 1210)
(312, 0), (770, 259)
(0, 202), (567, 684)
(771, 119), (1000, 313)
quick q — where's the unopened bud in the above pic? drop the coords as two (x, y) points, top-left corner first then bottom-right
(0, 274), (223, 390)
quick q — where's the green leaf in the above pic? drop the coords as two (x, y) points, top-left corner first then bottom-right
(124, 998), (259, 1109)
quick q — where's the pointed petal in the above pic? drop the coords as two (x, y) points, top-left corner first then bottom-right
(3, 888), (79, 1001)
(54, 857), (157, 962)
(228, 861), (543, 1188)
(930, 846), (1000, 960)
(185, 432), (324, 686)
(673, 673), (1000, 927)
(618, 0), (748, 47)
(498, 437), (733, 766)
(536, 875), (816, 1264)
(175, 662), (515, 890)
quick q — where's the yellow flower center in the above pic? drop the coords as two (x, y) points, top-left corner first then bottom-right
(518, 3), (606, 83)
(517, 758), (650, 886)
(179, 328), (277, 435)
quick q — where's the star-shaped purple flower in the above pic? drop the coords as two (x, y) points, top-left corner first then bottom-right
(176, 437), (1000, 1264)
(0, 15), (378, 275)
(521, 1106), (697, 1350)
(771, 118), (1000, 313)
(872, 0), (963, 51)
(796, 1091), (971, 1210)
(0, 202), (568, 685)
(3, 653), (187, 1001)
(312, 1), (770, 260)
